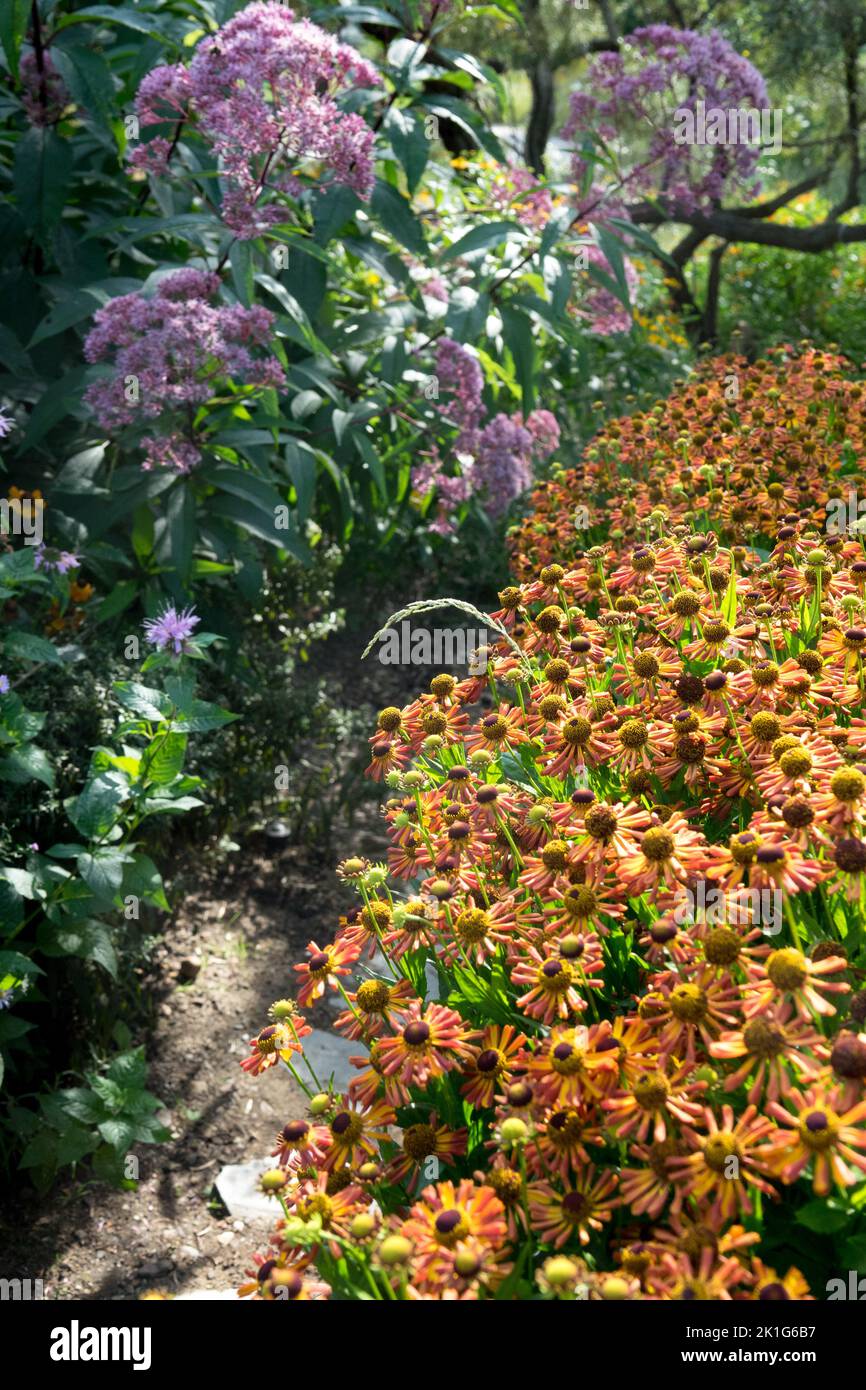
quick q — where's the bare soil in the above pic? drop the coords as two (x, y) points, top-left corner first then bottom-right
(0, 612), (430, 1300)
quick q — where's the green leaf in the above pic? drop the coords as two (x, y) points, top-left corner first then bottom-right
(51, 43), (117, 131)
(97, 1118), (137, 1152)
(592, 227), (632, 312)
(0, 0), (28, 77)
(795, 1199), (850, 1234)
(353, 430), (387, 500)
(313, 184), (360, 246)
(0, 742), (54, 787)
(207, 465), (284, 514)
(67, 771), (129, 837)
(146, 731), (188, 785)
(387, 108), (428, 195)
(207, 494), (286, 550)
(370, 178), (426, 256)
(13, 127), (73, 241)
(56, 1087), (107, 1125)
(283, 441), (316, 524)
(27, 289), (104, 348)
(501, 306), (536, 412)
(77, 849), (127, 903)
(171, 700), (237, 734)
(166, 482), (195, 583)
(442, 220), (525, 263)
(122, 854), (169, 911)
(19, 1129), (59, 1172)
(40, 918), (118, 977)
(20, 367), (88, 450)
(721, 565), (738, 627)
(55, 1122), (99, 1168)
(0, 950), (43, 978)
(106, 1047), (148, 1089)
(230, 240), (255, 307)
(93, 581), (138, 626)
(3, 630), (64, 665)
(113, 682), (173, 720)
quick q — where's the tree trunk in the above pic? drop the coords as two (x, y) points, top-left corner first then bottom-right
(525, 55), (555, 175)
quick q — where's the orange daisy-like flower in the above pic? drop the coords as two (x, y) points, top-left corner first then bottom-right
(709, 1001), (827, 1103)
(521, 1025), (618, 1106)
(745, 1257), (813, 1301)
(376, 1001), (479, 1102)
(510, 940), (601, 1024)
(240, 1017), (311, 1076)
(527, 1105), (606, 1182)
(541, 707), (614, 778)
(643, 967), (740, 1063)
(620, 1137), (685, 1220)
(464, 703), (528, 755)
(271, 1116), (331, 1167)
(764, 1084), (866, 1194)
(333, 976), (419, 1041)
(293, 937), (360, 1007)
(287, 1172), (367, 1257)
(618, 812), (710, 894)
(528, 1166), (618, 1248)
(460, 1025), (528, 1108)
(321, 1096), (396, 1171)
(668, 1103), (777, 1222)
(387, 1112), (468, 1185)
(602, 1061), (706, 1144)
(365, 737), (412, 781)
(743, 945), (849, 1020)
(401, 1179), (507, 1264)
(238, 1252), (330, 1301)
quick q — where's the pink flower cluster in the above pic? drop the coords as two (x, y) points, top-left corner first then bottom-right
(474, 413), (533, 517)
(563, 24), (768, 217)
(130, 2), (380, 237)
(19, 49), (69, 127)
(412, 340), (560, 530)
(489, 163), (554, 230)
(433, 337), (486, 453)
(83, 269), (285, 473)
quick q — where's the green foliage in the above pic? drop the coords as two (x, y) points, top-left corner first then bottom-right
(0, 548), (233, 1185)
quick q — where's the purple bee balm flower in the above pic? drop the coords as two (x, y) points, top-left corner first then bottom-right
(0, 409), (13, 439)
(0, 675), (9, 694)
(143, 603), (200, 655)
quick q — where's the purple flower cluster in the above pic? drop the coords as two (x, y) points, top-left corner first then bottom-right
(130, 2), (380, 237)
(563, 24), (768, 217)
(415, 342), (561, 529)
(411, 447), (474, 536)
(83, 269), (284, 472)
(489, 164), (554, 230)
(19, 49), (69, 127)
(474, 414), (534, 518)
(434, 338), (485, 453)
(516, 409), (561, 460)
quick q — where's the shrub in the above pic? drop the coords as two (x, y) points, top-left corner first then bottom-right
(235, 346), (866, 1300)
(0, 538), (234, 1186)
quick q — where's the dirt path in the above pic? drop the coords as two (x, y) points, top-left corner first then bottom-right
(0, 609), (430, 1300)
(1, 813), (389, 1299)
